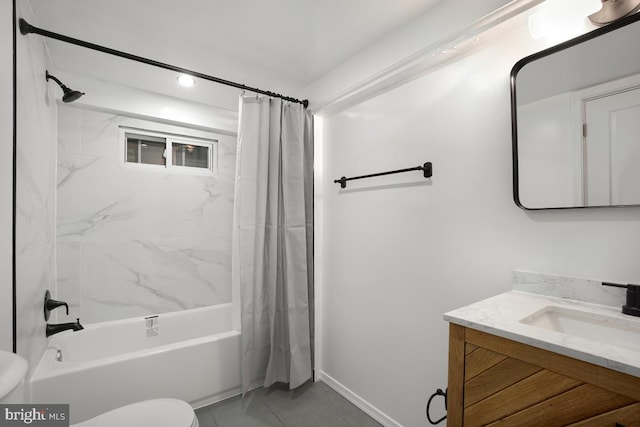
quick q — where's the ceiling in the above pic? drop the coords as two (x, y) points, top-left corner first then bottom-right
(27, 0), (444, 109)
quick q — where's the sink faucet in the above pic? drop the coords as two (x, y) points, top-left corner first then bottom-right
(602, 282), (640, 317)
(46, 318), (84, 337)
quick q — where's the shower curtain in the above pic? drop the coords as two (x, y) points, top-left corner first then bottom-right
(232, 95), (314, 394)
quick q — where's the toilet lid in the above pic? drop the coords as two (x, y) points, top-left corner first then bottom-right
(73, 398), (198, 427)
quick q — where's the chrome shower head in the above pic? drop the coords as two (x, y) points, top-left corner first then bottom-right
(45, 70), (85, 103)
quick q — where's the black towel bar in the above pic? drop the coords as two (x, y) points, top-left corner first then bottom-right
(334, 162), (432, 188)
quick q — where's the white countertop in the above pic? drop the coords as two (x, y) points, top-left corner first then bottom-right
(444, 290), (640, 378)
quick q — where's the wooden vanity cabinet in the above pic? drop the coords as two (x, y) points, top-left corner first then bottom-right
(447, 324), (640, 427)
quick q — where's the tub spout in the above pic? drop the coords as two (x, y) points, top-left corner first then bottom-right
(46, 318), (84, 337)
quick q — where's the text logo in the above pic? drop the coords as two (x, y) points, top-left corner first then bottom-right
(0, 405), (69, 426)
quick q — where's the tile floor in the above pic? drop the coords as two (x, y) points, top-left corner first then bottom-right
(195, 381), (382, 427)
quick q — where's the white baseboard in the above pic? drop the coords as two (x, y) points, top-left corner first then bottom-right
(318, 371), (403, 427)
(191, 377), (265, 409)
(190, 386), (242, 409)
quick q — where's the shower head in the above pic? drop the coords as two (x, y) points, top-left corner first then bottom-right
(45, 71), (85, 103)
(62, 89), (84, 103)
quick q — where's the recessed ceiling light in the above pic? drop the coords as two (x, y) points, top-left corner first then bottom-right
(177, 74), (196, 87)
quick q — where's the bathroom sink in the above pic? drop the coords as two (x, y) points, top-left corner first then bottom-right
(520, 306), (640, 353)
(0, 351), (27, 399)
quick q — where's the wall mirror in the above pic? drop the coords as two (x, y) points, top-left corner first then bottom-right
(511, 12), (640, 210)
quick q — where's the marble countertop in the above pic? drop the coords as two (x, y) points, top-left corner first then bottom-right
(444, 290), (640, 378)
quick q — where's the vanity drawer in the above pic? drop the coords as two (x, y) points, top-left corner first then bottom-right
(447, 324), (640, 426)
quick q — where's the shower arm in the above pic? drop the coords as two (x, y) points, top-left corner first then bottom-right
(45, 71), (68, 90)
(19, 18), (309, 109)
(46, 71), (66, 90)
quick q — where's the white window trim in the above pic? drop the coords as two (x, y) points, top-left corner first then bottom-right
(119, 126), (217, 176)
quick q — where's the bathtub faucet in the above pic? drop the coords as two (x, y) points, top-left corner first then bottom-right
(46, 318), (84, 337)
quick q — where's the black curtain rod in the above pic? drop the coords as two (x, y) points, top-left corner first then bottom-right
(19, 18), (309, 108)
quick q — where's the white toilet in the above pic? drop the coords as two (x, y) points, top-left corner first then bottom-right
(1, 351), (199, 427)
(72, 398), (199, 427)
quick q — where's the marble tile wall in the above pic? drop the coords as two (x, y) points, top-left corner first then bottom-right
(16, 0), (57, 371)
(56, 105), (236, 324)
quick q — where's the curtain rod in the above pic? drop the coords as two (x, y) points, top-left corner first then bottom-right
(19, 18), (309, 108)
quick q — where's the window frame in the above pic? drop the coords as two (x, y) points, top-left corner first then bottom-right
(119, 127), (217, 176)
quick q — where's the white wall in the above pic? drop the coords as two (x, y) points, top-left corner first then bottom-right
(15, 0), (57, 372)
(0, 0), (14, 352)
(316, 15), (640, 427)
(300, 0), (527, 109)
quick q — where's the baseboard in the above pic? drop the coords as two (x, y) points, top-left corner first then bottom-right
(318, 371), (403, 427)
(190, 386), (242, 409)
(191, 377), (264, 409)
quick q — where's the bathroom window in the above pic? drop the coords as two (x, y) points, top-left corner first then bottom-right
(171, 142), (209, 169)
(122, 128), (216, 174)
(126, 134), (167, 166)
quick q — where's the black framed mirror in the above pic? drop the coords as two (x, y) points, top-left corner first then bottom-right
(511, 12), (640, 210)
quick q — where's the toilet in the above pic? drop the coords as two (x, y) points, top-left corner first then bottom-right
(73, 398), (199, 427)
(1, 351), (199, 427)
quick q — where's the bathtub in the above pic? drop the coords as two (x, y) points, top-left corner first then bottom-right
(30, 303), (241, 424)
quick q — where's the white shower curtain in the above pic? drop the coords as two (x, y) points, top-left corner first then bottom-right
(232, 95), (314, 394)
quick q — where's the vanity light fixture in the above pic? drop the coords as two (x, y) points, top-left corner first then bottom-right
(528, 0), (601, 41)
(589, 0), (640, 26)
(177, 74), (196, 87)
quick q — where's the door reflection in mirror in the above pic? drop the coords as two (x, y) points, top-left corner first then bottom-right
(512, 12), (640, 209)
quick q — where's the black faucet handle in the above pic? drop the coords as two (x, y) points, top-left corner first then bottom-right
(47, 299), (69, 315)
(44, 290), (70, 321)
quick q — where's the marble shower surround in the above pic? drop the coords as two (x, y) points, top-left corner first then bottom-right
(56, 105), (237, 324)
(16, 0), (57, 371)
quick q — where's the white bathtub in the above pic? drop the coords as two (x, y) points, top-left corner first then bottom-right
(30, 304), (241, 423)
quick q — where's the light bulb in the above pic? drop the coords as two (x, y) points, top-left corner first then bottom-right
(177, 74), (196, 87)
